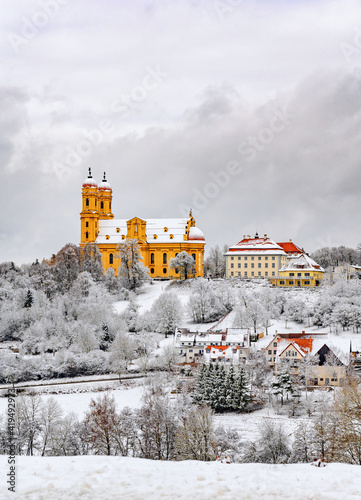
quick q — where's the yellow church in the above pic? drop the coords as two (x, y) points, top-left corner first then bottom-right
(80, 169), (206, 278)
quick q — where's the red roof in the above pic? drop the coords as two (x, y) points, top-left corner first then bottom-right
(277, 242), (303, 254)
(292, 338), (313, 354)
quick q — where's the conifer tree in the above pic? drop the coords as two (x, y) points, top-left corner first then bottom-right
(272, 366), (294, 405)
(233, 367), (251, 410)
(24, 290), (33, 308)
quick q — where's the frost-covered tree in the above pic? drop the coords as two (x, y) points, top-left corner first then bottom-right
(117, 239), (149, 290)
(169, 251), (195, 280)
(291, 422), (316, 463)
(204, 245), (226, 278)
(149, 292), (183, 336)
(272, 366), (294, 405)
(257, 421), (291, 464)
(109, 328), (136, 377)
(136, 387), (178, 460)
(80, 242), (104, 281)
(174, 404), (216, 461)
(188, 279), (231, 323)
(53, 243), (81, 292)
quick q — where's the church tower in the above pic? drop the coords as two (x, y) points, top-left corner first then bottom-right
(80, 168), (99, 246)
(98, 172), (114, 220)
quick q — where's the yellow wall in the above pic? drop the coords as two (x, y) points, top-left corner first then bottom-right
(227, 253), (287, 279)
(80, 184), (205, 279)
(270, 270), (324, 287)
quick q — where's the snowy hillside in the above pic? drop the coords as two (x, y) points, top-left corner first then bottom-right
(2, 455), (361, 500)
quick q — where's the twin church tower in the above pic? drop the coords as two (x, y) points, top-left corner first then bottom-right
(80, 169), (206, 278)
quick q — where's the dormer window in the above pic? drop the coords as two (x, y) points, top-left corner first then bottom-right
(116, 228), (120, 233)
(164, 227), (168, 232)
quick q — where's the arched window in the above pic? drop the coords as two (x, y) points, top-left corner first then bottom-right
(150, 268), (155, 274)
(85, 231), (89, 239)
(86, 221), (89, 227)
(163, 253), (167, 264)
(109, 253), (113, 265)
(150, 253), (155, 264)
(163, 268), (167, 274)
(101, 201), (104, 209)
(192, 253), (196, 261)
(86, 198), (89, 207)
(109, 202), (111, 210)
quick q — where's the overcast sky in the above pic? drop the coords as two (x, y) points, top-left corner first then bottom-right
(1, 0), (361, 265)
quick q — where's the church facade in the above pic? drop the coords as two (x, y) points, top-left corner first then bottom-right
(80, 169), (206, 278)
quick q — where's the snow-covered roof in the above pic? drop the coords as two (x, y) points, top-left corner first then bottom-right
(82, 168), (98, 188)
(227, 236), (286, 255)
(98, 172), (112, 191)
(279, 253), (324, 273)
(188, 226), (205, 241)
(96, 218), (206, 245)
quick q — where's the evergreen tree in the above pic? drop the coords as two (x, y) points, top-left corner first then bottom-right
(272, 366), (294, 405)
(233, 368), (251, 410)
(24, 290), (33, 308)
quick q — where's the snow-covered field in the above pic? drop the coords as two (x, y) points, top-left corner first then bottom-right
(2, 455), (361, 500)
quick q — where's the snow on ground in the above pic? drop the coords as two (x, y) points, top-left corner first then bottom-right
(0, 383), (145, 418)
(2, 455), (361, 500)
(113, 280), (170, 315)
(214, 406), (309, 443)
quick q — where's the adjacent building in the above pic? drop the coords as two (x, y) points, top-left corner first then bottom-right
(225, 233), (302, 280)
(225, 232), (324, 287)
(269, 253), (325, 287)
(80, 169), (206, 278)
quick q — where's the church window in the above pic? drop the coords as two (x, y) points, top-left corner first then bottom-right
(101, 201), (104, 209)
(86, 198), (89, 207)
(163, 253), (167, 264)
(86, 222), (89, 227)
(192, 253), (196, 261)
(85, 231), (89, 239)
(163, 268), (167, 274)
(95, 199), (97, 206)
(109, 253), (113, 264)
(150, 268), (154, 274)
(151, 253), (155, 264)
(109, 202), (111, 210)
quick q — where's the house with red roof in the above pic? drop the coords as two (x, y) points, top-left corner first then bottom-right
(264, 332), (350, 387)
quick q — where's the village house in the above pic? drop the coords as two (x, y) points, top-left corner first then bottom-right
(174, 327), (251, 365)
(264, 332), (350, 387)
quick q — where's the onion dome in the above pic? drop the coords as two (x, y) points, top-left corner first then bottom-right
(188, 226), (205, 241)
(98, 172), (112, 191)
(82, 167), (97, 188)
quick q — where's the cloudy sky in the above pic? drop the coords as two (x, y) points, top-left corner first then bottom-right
(1, 0), (361, 265)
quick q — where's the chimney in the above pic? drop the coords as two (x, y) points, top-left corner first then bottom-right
(289, 239), (292, 242)
(264, 234), (267, 239)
